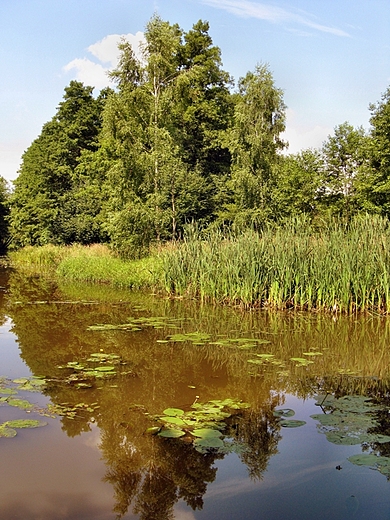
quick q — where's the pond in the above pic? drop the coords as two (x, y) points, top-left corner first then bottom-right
(1, 267), (390, 519)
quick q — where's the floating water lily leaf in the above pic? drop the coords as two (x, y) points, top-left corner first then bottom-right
(192, 428), (223, 439)
(303, 352), (323, 356)
(209, 399), (249, 410)
(5, 419), (47, 429)
(0, 425), (17, 438)
(211, 338), (270, 349)
(167, 332), (211, 344)
(160, 416), (186, 426)
(273, 408), (295, 418)
(145, 426), (161, 435)
(94, 366), (116, 372)
(163, 408), (184, 416)
(290, 357), (314, 366)
(326, 432), (361, 445)
(194, 437), (224, 448)
(255, 354), (274, 359)
(348, 454), (384, 467)
(280, 420), (306, 428)
(7, 398), (32, 410)
(158, 428), (185, 438)
(0, 388), (17, 395)
(310, 414), (341, 426)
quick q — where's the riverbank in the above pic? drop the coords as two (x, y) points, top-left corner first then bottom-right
(8, 215), (390, 313)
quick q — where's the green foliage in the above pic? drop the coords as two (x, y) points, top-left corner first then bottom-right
(9, 82), (110, 248)
(220, 63), (287, 227)
(161, 215), (390, 313)
(319, 122), (369, 218)
(355, 87), (390, 217)
(9, 243), (163, 288)
(8, 14), (390, 258)
(0, 176), (10, 253)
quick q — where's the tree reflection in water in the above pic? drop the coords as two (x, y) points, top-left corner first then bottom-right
(100, 404), (281, 519)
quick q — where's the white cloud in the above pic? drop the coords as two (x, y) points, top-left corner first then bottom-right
(63, 58), (109, 90)
(202, 0), (350, 37)
(282, 109), (332, 153)
(0, 141), (28, 182)
(63, 32), (145, 90)
(88, 31), (145, 65)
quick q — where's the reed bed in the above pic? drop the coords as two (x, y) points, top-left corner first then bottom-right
(161, 215), (390, 313)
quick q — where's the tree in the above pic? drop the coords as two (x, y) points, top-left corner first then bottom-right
(272, 149), (324, 219)
(0, 176), (9, 253)
(9, 82), (108, 247)
(355, 86), (390, 216)
(218, 64), (287, 228)
(320, 122), (368, 218)
(102, 16), (233, 253)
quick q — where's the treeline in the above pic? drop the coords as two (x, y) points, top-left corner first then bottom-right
(2, 15), (390, 257)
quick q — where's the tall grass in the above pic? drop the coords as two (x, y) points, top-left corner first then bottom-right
(9, 244), (163, 289)
(161, 215), (390, 313)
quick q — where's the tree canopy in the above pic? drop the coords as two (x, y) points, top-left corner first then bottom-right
(7, 15), (390, 255)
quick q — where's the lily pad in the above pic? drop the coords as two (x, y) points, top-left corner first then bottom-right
(0, 425), (17, 438)
(163, 408), (184, 416)
(0, 388), (17, 395)
(7, 398), (33, 410)
(5, 419), (47, 429)
(290, 357), (314, 366)
(348, 454), (385, 467)
(192, 428), (223, 439)
(273, 408), (295, 418)
(160, 416), (187, 426)
(194, 437), (224, 448)
(158, 428), (186, 438)
(280, 420), (306, 428)
(145, 426), (161, 435)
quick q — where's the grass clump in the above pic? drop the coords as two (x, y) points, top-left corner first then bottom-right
(161, 215), (390, 313)
(9, 243), (163, 289)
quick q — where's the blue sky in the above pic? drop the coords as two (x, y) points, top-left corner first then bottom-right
(1, 0), (389, 183)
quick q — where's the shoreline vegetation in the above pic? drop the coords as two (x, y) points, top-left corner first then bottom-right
(8, 215), (390, 315)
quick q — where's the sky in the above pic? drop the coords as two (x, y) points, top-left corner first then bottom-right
(1, 0), (389, 184)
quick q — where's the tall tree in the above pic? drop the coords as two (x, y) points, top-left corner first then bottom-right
(320, 122), (368, 218)
(219, 64), (287, 227)
(0, 176), (9, 253)
(9, 82), (108, 247)
(103, 16), (233, 254)
(356, 86), (390, 216)
(272, 150), (324, 219)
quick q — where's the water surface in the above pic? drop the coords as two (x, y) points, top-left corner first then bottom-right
(1, 268), (390, 519)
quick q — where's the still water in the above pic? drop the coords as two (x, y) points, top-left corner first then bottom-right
(1, 267), (390, 519)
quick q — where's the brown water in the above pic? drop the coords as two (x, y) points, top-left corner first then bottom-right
(1, 267), (390, 519)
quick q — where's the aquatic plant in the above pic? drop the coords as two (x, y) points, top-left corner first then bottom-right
(149, 399), (250, 453)
(161, 215), (390, 313)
